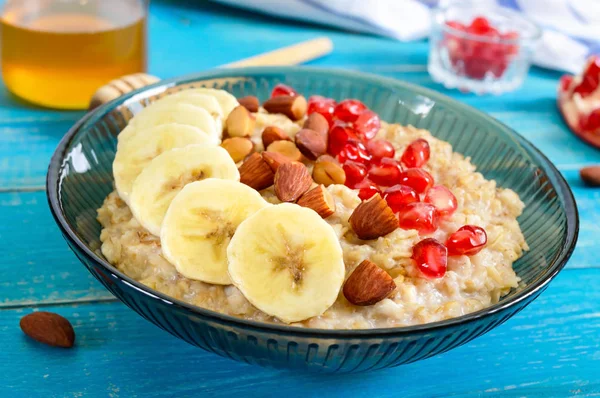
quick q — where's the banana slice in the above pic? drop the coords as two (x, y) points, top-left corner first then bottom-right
(180, 88), (239, 117)
(113, 123), (216, 204)
(161, 179), (270, 285)
(129, 145), (239, 236)
(157, 92), (224, 133)
(227, 203), (345, 323)
(119, 102), (220, 145)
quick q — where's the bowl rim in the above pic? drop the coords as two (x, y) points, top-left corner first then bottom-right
(47, 66), (579, 338)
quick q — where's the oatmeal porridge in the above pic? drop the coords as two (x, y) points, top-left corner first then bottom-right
(97, 86), (528, 329)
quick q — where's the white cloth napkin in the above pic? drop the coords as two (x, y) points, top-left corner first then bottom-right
(212, 0), (600, 73)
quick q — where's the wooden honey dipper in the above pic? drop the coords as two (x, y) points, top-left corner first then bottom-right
(89, 37), (333, 110)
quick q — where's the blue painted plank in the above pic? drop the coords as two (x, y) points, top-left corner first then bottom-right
(0, 191), (113, 306)
(1, 268), (599, 397)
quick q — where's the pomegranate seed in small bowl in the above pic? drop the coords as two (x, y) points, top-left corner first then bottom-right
(271, 83), (298, 98)
(411, 238), (448, 279)
(398, 202), (439, 234)
(428, 5), (541, 94)
(446, 225), (488, 256)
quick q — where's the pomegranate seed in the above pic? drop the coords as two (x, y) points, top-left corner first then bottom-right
(354, 110), (381, 140)
(366, 139), (395, 162)
(271, 83), (298, 98)
(334, 99), (366, 122)
(383, 184), (419, 213)
(343, 161), (368, 188)
(446, 225), (487, 256)
(368, 158), (402, 187)
(307, 96), (336, 126)
(580, 108), (600, 132)
(574, 57), (600, 97)
(446, 21), (466, 31)
(411, 238), (448, 278)
(337, 140), (372, 165)
(398, 202), (439, 234)
(560, 75), (574, 92)
(355, 178), (381, 200)
(399, 168), (434, 194)
(501, 31), (520, 56)
(328, 121), (358, 156)
(424, 185), (458, 217)
(468, 16), (494, 36)
(401, 138), (430, 168)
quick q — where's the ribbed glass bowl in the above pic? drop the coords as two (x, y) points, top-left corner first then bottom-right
(47, 67), (578, 373)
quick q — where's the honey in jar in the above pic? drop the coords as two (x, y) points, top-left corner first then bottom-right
(1, 0), (147, 110)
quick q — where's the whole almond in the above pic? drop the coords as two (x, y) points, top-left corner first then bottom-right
(20, 311), (75, 348)
(303, 112), (329, 136)
(274, 162), (313, 202)
(266, 140), (303, 162)
(263, 95), (307, 120)
(313, 159), (346, 186)
(580, 165), (600, 187)
(239, 152), (275, 190)
(226, 105), (255, 137)
(295, 128), (327, 160)
(237, 95), (259, 113)
(262, 151), (291, 172)
(221, 137), (254, 163)
(262, 126), (291, 149)
(343, 260), (396, 306)
(349, 194), (398, 240)
(297, 185), (336, 218)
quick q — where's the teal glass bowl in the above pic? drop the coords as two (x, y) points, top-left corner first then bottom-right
(47, 67), (578, 372)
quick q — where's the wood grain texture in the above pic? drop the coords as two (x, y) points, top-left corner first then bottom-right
(1, 269), (599, 397)
(1, 0), (599, 395)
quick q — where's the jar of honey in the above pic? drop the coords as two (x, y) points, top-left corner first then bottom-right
(1, 0), (148, 110)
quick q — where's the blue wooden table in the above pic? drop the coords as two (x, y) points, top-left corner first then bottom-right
(1, 1), (599, 396)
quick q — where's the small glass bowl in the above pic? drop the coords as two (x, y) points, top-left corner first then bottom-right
(428, 4), (541, 95)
